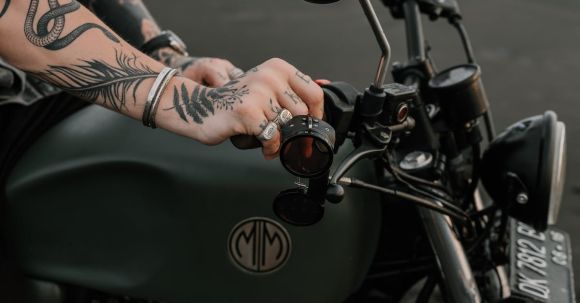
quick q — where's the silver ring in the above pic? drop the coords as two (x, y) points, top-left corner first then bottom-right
(229, 68), (245, 79)
(257, 121), (278, 141)
(273, 109), (293, 127)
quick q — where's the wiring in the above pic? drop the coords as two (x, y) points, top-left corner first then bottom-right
(340, 177), (470, 224)
(394, 170), (465, 218)
(462, 143), (482, 208)
(467, 206), (498, 254)
(382, 153), (467, 219)
(391, 164), (452, 199)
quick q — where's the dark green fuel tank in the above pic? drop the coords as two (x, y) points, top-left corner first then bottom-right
(5, 105), (382, 303)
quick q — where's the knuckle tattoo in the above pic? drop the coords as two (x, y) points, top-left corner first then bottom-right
(295, 70), (311, 84)
(284, 88), (303, 106)
(269, 98), (282, 114)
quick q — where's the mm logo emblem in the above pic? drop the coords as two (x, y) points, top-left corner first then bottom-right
(228, 217), (291, 274)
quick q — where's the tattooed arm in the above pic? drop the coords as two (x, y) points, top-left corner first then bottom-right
(78, 0), (240, 87)
(0, 0), (323, 158)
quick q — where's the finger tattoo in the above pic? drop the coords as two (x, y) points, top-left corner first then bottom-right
(295, 70), (311, 84)
(259, 119), (269, 131)
(284, 89), (302, 105)
(269, 98), (282, 114)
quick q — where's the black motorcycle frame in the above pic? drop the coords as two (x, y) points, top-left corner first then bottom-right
(391, 2), (482, 302)
(319, 0), (496, 301)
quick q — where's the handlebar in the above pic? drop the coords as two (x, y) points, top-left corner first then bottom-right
(230, 82), (358, 150)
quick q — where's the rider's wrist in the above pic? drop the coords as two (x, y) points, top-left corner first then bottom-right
(152, 78), (204, 140)
(149, 48), (198, 74)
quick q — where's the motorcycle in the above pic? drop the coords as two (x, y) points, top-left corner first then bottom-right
(2, 0), (574, 302)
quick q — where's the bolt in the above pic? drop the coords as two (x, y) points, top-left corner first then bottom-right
(380, 131), (389, 139)
(400, 151), (433, 171)
(516, 193), (529, 205)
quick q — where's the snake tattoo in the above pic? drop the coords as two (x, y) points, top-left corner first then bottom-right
(25, 0), (120, 50)
(0, 0), (10, 18)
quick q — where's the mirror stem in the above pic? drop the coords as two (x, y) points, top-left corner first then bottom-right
(359, 0), (391, 89)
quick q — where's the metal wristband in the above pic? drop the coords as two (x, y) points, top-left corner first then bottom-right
(142, 67), (178, 128)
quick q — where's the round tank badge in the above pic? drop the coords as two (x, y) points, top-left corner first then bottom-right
(228, 217), (291, 274)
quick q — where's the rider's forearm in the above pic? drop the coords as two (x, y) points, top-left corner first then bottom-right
(0, 0), (325, 158)
(78, 0), (189, 69)
(0, 0), (205, 139)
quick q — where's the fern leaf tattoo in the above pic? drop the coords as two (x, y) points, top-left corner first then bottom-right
(182, 84), (202, 124)
(198, 87), (215, 115)
(172, 86), (188, 121)
(165, 80), (249, 125)
(34, 50), (157, 111)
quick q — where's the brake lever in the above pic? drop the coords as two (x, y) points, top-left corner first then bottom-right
(325, 118), (416, 203)
(326, 142), (388, 203)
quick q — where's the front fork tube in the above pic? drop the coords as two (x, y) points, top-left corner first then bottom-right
(419, 208), (482, 303)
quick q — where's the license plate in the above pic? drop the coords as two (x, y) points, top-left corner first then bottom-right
(509, 220), (576, 302)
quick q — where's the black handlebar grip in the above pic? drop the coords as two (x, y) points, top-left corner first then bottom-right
(230, 82), (357, 150)
(230, 134), (262, 149)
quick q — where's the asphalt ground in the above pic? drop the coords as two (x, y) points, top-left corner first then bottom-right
(146, 0), (580, 295)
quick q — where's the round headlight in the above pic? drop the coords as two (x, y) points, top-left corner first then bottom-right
(481, 111), (566, 231)
(547, 118), (566, 225)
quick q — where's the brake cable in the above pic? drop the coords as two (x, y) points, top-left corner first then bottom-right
(382, 153), (466, 217)
(390, 164), (452, 199)
(339, 177), (470, 224)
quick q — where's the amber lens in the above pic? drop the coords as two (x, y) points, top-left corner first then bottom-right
(281, 136), (332, 177)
